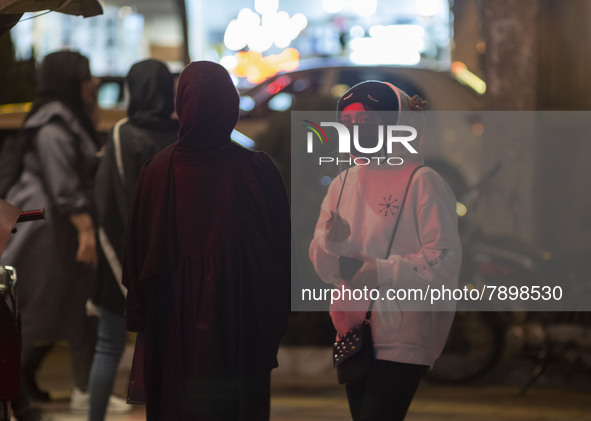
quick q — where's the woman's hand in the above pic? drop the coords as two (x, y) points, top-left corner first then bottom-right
(76, 229), (97, 266)
(408, 94), (428, 111)
(70, 213), (97, 267)
(349, 252), (378, 289)
(326, 210), (351, 242)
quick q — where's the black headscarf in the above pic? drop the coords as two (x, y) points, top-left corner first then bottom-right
(175, 61), (239, 152)
(337, 80), (401, 125)
(26, 51), (97, 142)
(127, 59), (176, 129)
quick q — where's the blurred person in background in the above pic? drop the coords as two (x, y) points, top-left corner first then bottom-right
(87, 58), (179, 421)
(309, 81), (461, 421)
(122, 61), (290, 421)
(0, 51), (99, 420)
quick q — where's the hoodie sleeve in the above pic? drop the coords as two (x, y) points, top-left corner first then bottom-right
(246, 151), (291, 365)
(376, 171), (462, 292)
(309, 173), (357, 285)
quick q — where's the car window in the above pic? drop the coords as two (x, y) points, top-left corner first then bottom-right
(97, 77), (126, 109)
(336, 68), (425, 102)
(97, 81), (122, 108)
(241, 69), (324, 118)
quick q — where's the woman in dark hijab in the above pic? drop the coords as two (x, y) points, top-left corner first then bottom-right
(122, 61), (291, 421)
(0, 51), (100, 416)
(88, 58), (179, 421)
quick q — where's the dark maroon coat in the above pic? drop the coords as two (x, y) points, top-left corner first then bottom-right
(122, 61), (290, 420)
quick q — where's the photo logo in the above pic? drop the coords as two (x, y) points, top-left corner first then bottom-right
(303, 120), (419, 166)
(302, 120), (329, 153)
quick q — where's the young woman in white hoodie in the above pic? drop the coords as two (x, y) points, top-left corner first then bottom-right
(309, 81), (462, 420)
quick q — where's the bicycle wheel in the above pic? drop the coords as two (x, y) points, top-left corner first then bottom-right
(425, 311), (505, 383)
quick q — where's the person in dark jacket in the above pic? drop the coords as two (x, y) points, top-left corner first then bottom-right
(122, 60), (291, 421)
(88, 59), (179, 421)
(0, 50), (99, 420)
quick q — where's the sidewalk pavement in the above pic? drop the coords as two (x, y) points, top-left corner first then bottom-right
(24, 345), (591, 421)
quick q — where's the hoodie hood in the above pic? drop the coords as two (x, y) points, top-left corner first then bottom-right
(338, 80), (407, 117)
(337, 81), (424, 164)
(127, 59), (175, 129)
(175, 61), (239, 152)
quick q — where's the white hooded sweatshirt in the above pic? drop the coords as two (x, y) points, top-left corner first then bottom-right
(309, 83), (461, 368)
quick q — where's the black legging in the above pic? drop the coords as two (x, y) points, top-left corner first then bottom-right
(345, 360), (427, 421)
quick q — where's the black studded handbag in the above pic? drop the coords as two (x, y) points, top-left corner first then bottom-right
(333, 308), (374, 385)
(332, 164), (424, 385)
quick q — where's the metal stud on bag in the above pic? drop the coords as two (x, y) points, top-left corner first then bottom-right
(333, 324), (364, 365)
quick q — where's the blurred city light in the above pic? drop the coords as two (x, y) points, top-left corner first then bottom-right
(249, 25), (274, 52)
(322, 0), (344, 14)
(452, 61), (487, 94)
(330, 84), (349, 98)
(255, 0), (279, 16)
(220, 54), (239, 70)
(224, 7), (307, 53)
(8, 0), (454, 85)
(350, 25), (424, 65)
(456, 202), (467, 217)
(239, 96), (256, 112)
(349, 25), (365, 38)
(352, 0), (377, 16)
(238, 8), (261, 27)
(471, 122), (484, 136)
(118, 6), (133, 19)
(10, 6), (146, 75)
(230, 129), (256, 148)
(227, 48), (300, 84)
(292, 13), (308, 32)
(268, 92), (293, 111)
(266, 75), (291, 95)
(222, 4), (308, 84)
(271, 11), (292, 48)
(416, 0), (442, 17)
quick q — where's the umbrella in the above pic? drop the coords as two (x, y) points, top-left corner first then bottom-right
(0, 0), (102, 17)
(0, 0), (102, 35)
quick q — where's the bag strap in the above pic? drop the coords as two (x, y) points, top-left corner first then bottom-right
(112, 117), (129, 183)
(366, 164), (425, 319)
(385, 164), (425, 258)
(335, 168), (350, 211)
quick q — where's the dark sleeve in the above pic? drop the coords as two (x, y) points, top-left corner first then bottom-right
(122, 146), (174, 332)
(119, 124), (150, 200)
(252, 152), (291, 268)
(95, 125), (139, 255)
(95, 131), (125, 229)
(121, 164), (151, 332)
(248, 152), (291, 357)
(95, 132), (115, 224)
(35, 122), (90, 215)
